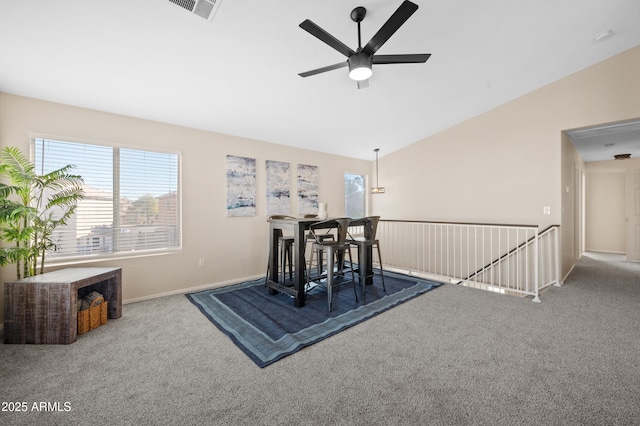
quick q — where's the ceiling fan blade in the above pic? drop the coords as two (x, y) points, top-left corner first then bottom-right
(372, 53), (431, 64)
(362, 1), (418, 56)
(298, 61), (348, 78)
(299, 19), (356, 58)
(357, 79), (370, 90)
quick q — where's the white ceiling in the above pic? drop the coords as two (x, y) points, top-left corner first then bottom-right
(567, 119), (640, 162)
(1, 0), (639, 160)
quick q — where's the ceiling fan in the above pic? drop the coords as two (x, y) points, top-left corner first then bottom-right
(298, 0), (431, 89)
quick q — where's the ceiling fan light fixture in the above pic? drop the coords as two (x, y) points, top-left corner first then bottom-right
(349, 65), (372, 81)
(348, 53), (373, 81)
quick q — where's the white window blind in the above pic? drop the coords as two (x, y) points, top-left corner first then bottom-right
(33, 138), (181, 260)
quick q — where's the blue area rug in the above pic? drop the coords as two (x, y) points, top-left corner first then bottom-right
(186, 270), (443, 368)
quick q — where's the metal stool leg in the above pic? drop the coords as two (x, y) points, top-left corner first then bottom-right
(327, 247), (335, 311)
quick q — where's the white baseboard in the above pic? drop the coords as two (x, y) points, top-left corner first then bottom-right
(561, 263), (575, 284)
(585, 249), (626, 255)
(122, 274), (265, 305)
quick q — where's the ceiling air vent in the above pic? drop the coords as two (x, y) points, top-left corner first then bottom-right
(168, 0), (222, 22)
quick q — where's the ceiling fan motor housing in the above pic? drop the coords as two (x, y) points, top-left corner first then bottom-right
(348, 52), (373, 80)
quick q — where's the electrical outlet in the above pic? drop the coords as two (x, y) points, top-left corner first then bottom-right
(198, 258), (205, 267)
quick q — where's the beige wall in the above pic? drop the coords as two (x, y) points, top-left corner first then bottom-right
(373, 45), (640, 281)
(585, 159), (640, 254)
(0, 93), (371, 317)
(1, 45), (639, 320)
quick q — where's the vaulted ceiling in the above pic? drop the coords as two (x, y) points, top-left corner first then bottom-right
(1, 1), (639, 160)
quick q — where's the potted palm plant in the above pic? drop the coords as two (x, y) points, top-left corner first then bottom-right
(0, 146), (85, 279)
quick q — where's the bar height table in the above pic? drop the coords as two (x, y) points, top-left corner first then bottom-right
(267, 217), (372, 307)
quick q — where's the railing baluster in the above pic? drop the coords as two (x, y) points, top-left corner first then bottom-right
(468, 226), (471, 282)
(498, 228), (502, 287)
(516, 229), (520, 291)
(508, 233), (512, 290)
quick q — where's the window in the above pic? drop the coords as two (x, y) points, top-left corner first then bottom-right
(345, 173), (365, 218)
(33, 138), (181, 261)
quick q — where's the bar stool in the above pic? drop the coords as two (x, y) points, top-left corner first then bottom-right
(347, 216), (386, 300)
(265, 215), (296, 286)
(303, 214), (334, 277)
(306, 218), (357, 312)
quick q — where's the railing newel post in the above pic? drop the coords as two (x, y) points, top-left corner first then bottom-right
(532, 228), (540, 302)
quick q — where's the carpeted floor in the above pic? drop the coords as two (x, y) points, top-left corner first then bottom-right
(1, 251), (638, 425)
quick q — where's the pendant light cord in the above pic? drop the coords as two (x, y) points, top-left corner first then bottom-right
(375, 148), (380, 187)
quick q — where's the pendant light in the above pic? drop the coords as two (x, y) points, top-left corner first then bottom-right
(371, 148), (385, 194)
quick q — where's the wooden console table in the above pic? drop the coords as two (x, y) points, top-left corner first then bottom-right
(3, 267), (122, 344)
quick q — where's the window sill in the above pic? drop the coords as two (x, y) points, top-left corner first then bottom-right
(44, 249), (182, 268)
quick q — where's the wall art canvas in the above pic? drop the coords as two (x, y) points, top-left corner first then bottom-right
(266, 160), (290, 215)
(297, 164), (318, 215)
(226, 155), (256, 217)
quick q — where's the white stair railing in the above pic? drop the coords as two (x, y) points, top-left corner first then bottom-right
(370, 220), (560, 302)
